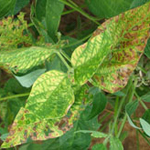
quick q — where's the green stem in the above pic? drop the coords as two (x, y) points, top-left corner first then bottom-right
(60, 49), (71, 62)
(111, 77), (133, 135)
(60, 0), (100, 25)
(117, 115), (127, 138)
(135, 92), (148, 110)
(138, 130), (150, 146)
(56, 51), (71, 70)
(0, 93), (30, 102)
(136, 129), (140, 150)
(63, 33), (92, 48)
(117, 77), (137, 138)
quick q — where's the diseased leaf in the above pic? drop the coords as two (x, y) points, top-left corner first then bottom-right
(71, 2), (150, 93)
(2, 70), (75, 148)
(92, 2), (150, 93)
(25, 70), (74, 119)
(0, 47), (54, 74)
(0, 13), (33, 50)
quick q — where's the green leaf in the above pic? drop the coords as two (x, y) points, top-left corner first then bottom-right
(76, 130), (107, 138)
(140, 118), (150, 136)
(109, 137), (124, 150)
(35, 0), (64, 42)
(87, 92), (107, 120)
(14, 69), (46, 88)
(141, 92), (150, 102)
(86, 0), (149, 19)
(2, 70), (75, 148)
(125, 100), (141, 129)
(92, 144), (107, 150)
(0, 0), (16, 18)
(142, 109), (150, 124)
(71, 2), (150, 93)
(0, 47), (54, 74)
(144, 38), (150, 59)
(85, 0), (132, 18)
(14, 0), (30, 15)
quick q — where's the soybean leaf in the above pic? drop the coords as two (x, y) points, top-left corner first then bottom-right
(85, 0), (132, 18)
(140, 118), (150, 136)
(86, 0), (149, 19)
(125, 100), (141, 129)
(0, 47), (54, 74)
(92, 144), (107, 150)
(87, 92), (107, 120)
(71, 2), (150, 93)
(19, 105), (100, 150)
(14, 69), (46, 88)
(2, 70), (74, 148)
(141, 92), (150, 102)
(109, 137), (124, 150)
(130, 0), (150, 8)
(25, 70), (74, 119)
(144, 38), (150, 59)
(14, 0), (30, 15)
(35, 0), (64, 42)
(142, 109), (150, 124)
(76, 130), (107, 138)
(92, 2), (150, 93)
(0, 0), (16, 18)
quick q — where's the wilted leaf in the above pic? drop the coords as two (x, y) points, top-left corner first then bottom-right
(0, 47), (54, 74)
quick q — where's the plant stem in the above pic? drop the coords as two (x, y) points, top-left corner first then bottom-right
(0, 93), (30, 102)
(135, 92), (148, 110)
(117, 115), (127, 138)
(136, 129), (140, 150)
(111, 77), (133, 135)
(56, 51), (71, 70)
(60, 49), (71, 62)
(117, 77), (137, 138)
(60, 0), (100, 25)
(63, 33), (92, 48)
(138, 130), (150, 146)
